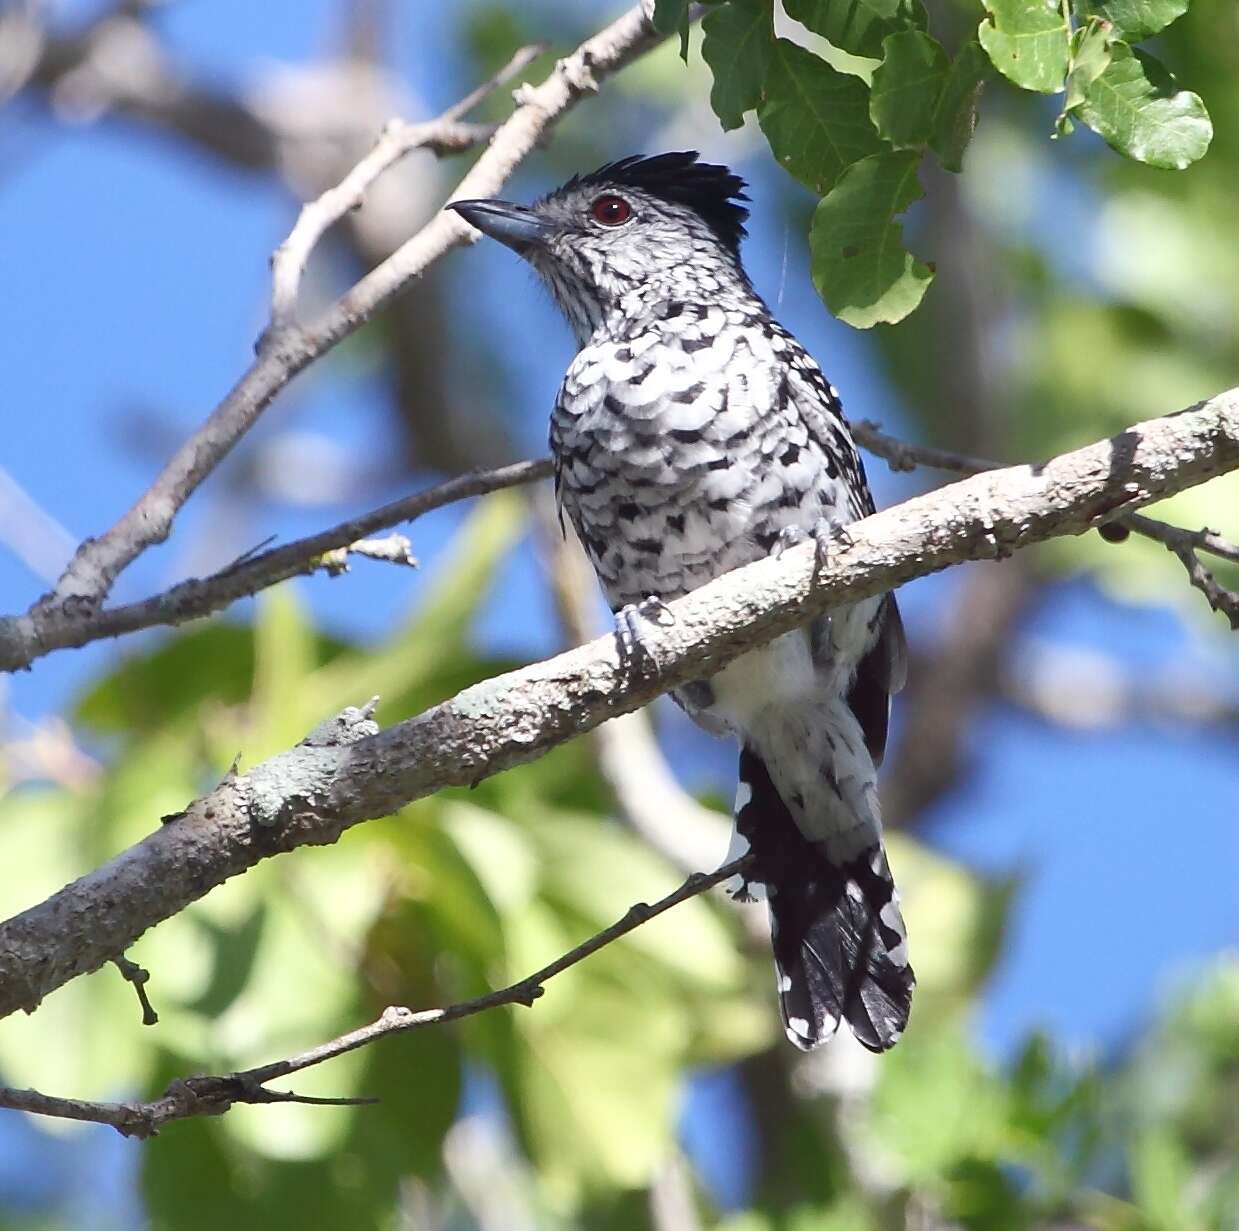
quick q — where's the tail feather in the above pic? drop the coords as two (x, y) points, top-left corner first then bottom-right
(734, 746), (914, 1052)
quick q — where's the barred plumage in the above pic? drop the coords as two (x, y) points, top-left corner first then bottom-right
(452, 152), (914, 1051)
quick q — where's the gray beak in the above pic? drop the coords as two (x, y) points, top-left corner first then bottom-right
(449, 199), (555, 253)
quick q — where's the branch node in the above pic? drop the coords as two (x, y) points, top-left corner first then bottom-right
(113, 954), (159, 1026)
(380, 1004), (416, 1029)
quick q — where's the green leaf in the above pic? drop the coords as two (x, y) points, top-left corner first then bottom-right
(758, 38), (882, 195)
(1057, 16), (1115, 136)
(1075, 0), (1188, 40)
(977, 0), (1070, 94)
(250, 585), (321, 756)
(869, 30), (949, 148)
(1077, 44), (1212, 169)
(784, 0), (926, 60)
(74, 623), (258, 733)
(1130, 1128), (1194, 1229)
(651, 0), (691, 60)
(809, 150), (933, 327)
(929, 39), (992, 171)
(184, 900), (267, 1018)
(701, 0), (774, 130)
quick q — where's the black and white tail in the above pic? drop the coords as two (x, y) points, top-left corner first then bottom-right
(732, 746), (914, 1052)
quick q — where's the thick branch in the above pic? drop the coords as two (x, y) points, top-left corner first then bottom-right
(1, 392), (1234, 1019)
(31, 5), (671, 611)
(0, 857), (747, 1138)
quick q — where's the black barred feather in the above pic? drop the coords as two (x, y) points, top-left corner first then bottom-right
(735, 747), (914, 1052)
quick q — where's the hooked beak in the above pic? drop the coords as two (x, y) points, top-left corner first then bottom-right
(449, 199), (556, 253)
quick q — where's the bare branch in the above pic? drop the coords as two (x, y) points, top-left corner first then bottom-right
(0, 857), (747, 1138)
(265, 40), (544, 331)
(439, 41), (548, 123)
(1122, 514), (1239, 567)
(265, 115), (493, 335)
(0, 391), (1234, 1020)
(851, 420), (994, 476)
(0, 460), (552, 673)
(30, 5), (674, 612)
(1164, 532), (1239, 630)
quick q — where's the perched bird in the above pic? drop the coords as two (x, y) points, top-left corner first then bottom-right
(450, 152), (913, 1052)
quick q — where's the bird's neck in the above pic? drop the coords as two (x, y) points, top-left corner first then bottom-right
(584, 265), (762, 346)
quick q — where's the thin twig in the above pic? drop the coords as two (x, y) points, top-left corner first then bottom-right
(0, 460), (551, 672)
(851, 420), (994, 476)
(439, 41), (547, 124)
(265, 115), (494, 334)
(0, 857), (748, 1138)
(31, 5), (673, 613)
(1164, 532), (1239, 629)
(112, 954), (158, 1026)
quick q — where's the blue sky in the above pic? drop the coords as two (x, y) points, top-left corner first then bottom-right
(2, 0), (1238, 1221)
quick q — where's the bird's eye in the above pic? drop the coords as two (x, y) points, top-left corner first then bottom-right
(591, 195), (632, 227)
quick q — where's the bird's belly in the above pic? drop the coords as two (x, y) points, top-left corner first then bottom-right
(709, 631), (818, 727)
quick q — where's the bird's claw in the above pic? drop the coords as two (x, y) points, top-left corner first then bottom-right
(729, 879), (757, 904)
(774, 515), (853, 578)
(614, 595), (673, 671)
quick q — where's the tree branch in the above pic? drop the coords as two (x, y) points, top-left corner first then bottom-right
(1, 390), (1234, 1020)
(0, 460), (552, 673)
(28, 4), (672, 613)
(265, 41), (543, 335)
(855, 419), (1238, 553)
(1121, 517), (1239, 629)
(0, 856), (748, 1138)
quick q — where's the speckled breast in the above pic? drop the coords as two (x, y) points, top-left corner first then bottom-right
(550, 311), (857, 611)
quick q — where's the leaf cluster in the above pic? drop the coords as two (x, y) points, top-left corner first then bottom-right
(661, 0), (1212, 326)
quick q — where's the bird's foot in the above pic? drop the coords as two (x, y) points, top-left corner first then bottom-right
(774, 515), (854, 579)
(613, 595), (673, 672)
(729, 879), (757, 904)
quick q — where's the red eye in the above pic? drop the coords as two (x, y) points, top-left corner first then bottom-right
(591, 194), (632, 226)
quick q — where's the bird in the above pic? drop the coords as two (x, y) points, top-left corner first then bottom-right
(450, 152), (913, 1052)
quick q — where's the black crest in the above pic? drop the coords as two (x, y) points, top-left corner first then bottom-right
(566, 151), (750, 253)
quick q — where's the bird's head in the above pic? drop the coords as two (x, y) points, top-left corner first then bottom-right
(449, 151), (751, 339)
